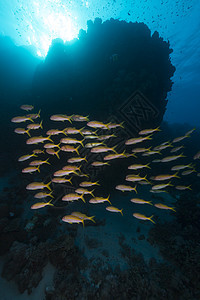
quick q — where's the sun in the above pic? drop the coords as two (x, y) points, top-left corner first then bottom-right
(14, 0), (79, 57)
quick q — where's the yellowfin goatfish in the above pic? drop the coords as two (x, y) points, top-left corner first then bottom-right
(27, 109), (41, 120)
(154, 203), (176, 212)
(27, 120), (43, 130)
(18, 153), (37, 162)
(104, 151), (127, 160)
(87, 121), (111, 130)
(64, 127), (85, 136)
(14, 128), (31, 137)
(67, 156), (87, 163)
(175, 185), (192, 190)
(52, 177), (72, 184)
(151, 182), (173, 190)
(161, 153), (185, 162)
(106, 206), (123, 215)
(62, 193), (85, 203)
(72, 115), (89, 122)
(151, 172), (179, 181)
(171, 163), (193, 171)
(62, 215), (85, 226)
(133, 213), (155, 224)
(89, 195), (111, 204)
(46, 148), (60, 159)
(60, 145), (80, 155)
(91, 146), (117, 154)
(71, 212), (95, 223)
(125, 134), (152, 145)
(11, 116), (33, 123)
(26, 136), (53, 145)
(138, 127), (160, 135)
(172, 134), (190, 143)
(20, 104), (34, 111)
(22, 166), (40, 173)
(75, 188), (95, 197)
(80, 181), (100, 187)
(29, 158), (50, 166)
(26, 181), (52, 191)
(115, 185), (137, 193)
(128, 163), (150, 170)
(34, 191), (54, 199)
(126, 174), (148, 183)
(46, 129), (67, 136)
(131, 198), (152, 205)
(91, 161), (110, 167)
(60, 137), (84, 147)
(31, 201), (54, 209)
(50, 114), (73, 123)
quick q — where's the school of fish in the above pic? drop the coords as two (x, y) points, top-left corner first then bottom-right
(11, 105), (200, 226)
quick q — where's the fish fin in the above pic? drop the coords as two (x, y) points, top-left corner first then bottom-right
(26, 129), (31, 137)
(88, 216), (96, 223)
(55, 150), (60, 159)
(171, 207), (176, 212)
(174, 171), (180, 179)
(120, 209), (123, 216)
(80, 194), (86, 203)
(120, 121), (124, 128)
(107, 194), (112, 205)
(68, 177), (72, 185)
(149, 215), (156, 224)
(45, 158), (51, 165)
(37, 165), (40, 173)
(47, 136), (53, 143)
(84, 156), (87, 162)
(37, 109), (41, 118)
(28, 117), (34, 123)
(146, 163), (151, 169)
(187, 185), (192, 190)
(46, 181), (52, 191)
(40, 120), (43, 129)
(134, 186), (137, 194)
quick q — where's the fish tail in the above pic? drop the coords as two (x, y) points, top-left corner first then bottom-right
(147, 134), (153, 140)
(46, 181), (52, 191)
(187, 185), (192, 190)
(37, 109), (41, 118)
(55, 150), (60, 159)
(47, 136), (53, 143)
(80, 139), (85, 147)
(146, 163), (151, 169)
(68, 177), (73, 185)
(174, 171), (180, 179)
(90, 189), (95, 197)
(149, 215), (156, 224)
(82, 220), (85, 228)
(75, 145), (80, 155)
(28, 117), (34, 123)
(57, 143), (61, 150)
(155, 126), (161, 132)
(88, 216), (96, 223)
(80, 194), (86, 203)
(106, 122), (111, 130)
(37, 165), (40, 173)
(107, 194), (112, 205)
(180, 152), (186, 158)
(149, 201), (153, 206)
(120, 121), (124, 128)
(68, 116), (73, 124)
(134, 186), (137, 194)
(84, 156), (87, 162)
(40, 120), (43, 129)
(49, 192), (54, 199)
(171, 207), (176, 212)
(45, 158), (51, 165)
(112, 145), (118, 154)
(85, 115), (90, 122)
(95, 181), (100, 186)
(26, 129), (31, 137)
(80, 127), (85, 136)
(120, 209), (123, 216)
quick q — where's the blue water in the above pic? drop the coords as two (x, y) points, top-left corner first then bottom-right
(0, 1), (200, 299)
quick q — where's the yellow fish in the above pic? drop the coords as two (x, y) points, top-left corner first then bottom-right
(161, 153), (185, 162)
(62, 215), (84, 226)
(27, 109), (41, 120)
(175, 185), (192, 191)
(106, 206), (123, 215)
(67, 156), (87, 163)
(151, 172), (179, 181)
(50, 114), (73, 123)
(91, 145), (117, 154)
(126, 174), (148, 183)
(22, 166), (40, 173)
(71, 212), (95, 223)
(18, 153), (37, 162)
(115, 185), (137, 193)
(154, 203), (176, 212)
(29, 158), (50, 166)
(62, 193), (85, 203)
(14, 128), (31, 137)
(89, 195), (111, 204)
(34, 191), (54, 199)
(79, 181), (100, 187)
(138, 127), (160, 135)
(20, 104), (34, 111)
(11, 116), (33, 123)
(128, 163), (150, 170)
(151, 182), (173, 190)
(26, 181), (52, 191)
(46, 129), (67, 136)
(133, 213), (155, 224)
(27, 120), (43, 130)
(52, 177), (72, 184)
(87, 121), (111, 130)
(60, 145), (80, 155)
(26, 135), (53, 145)
(130, 198), (152, 205)
(31, 201), (54, 209)
(125, 134), (152, 145)
(75, 188), (95, 197)
(46, 148), (60, 159)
